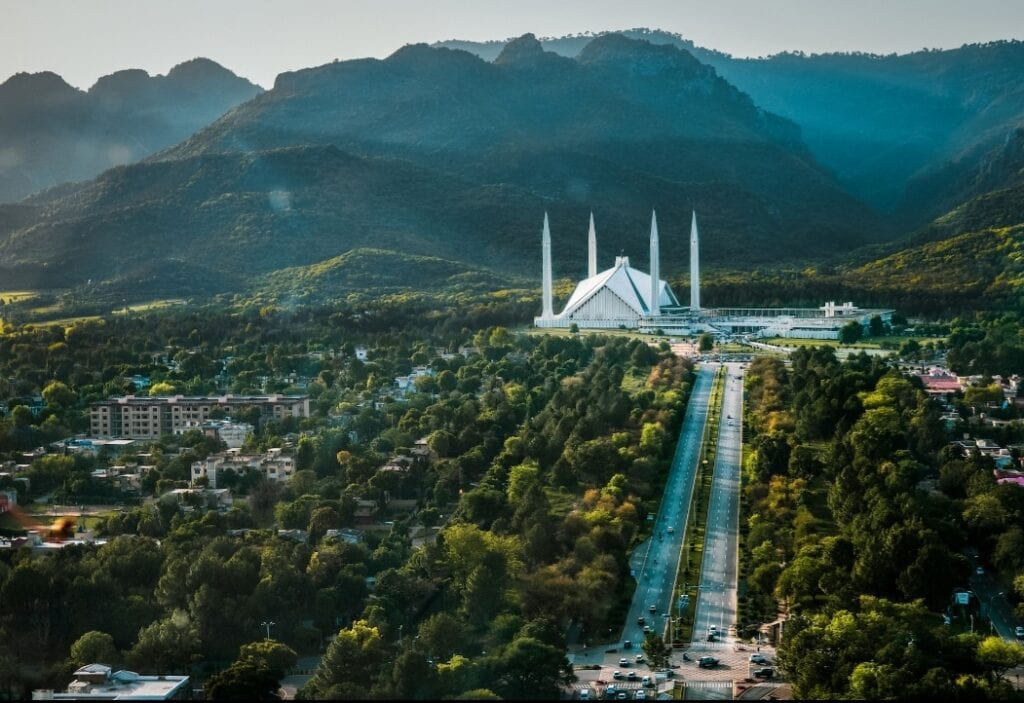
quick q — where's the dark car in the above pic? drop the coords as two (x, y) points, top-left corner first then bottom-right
(637, 616), (645, 626)
(698, 656), (719, 669)
(753, 668), (775, 679)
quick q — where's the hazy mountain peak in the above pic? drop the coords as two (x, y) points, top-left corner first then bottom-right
(89, 68), (152, 96)
(494, 33), (545, 65)
(577, 33), (704, 75)
(0, 71), (81, 102)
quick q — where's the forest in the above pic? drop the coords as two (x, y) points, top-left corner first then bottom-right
(740, 348), (1024, 698)
(0, 295), (690, 699)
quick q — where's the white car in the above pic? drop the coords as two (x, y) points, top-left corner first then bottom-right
(634, 691), (647, 700)
(1016, 626), (1024, 639)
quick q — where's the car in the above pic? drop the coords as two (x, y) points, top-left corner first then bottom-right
(623, 640), (632, 649)
(708, 625), (717, 633)
(1016, 626), (1024, 639)
(635, 654), (645, 664)
(616, 693), (628, 700)
(667, 526), (674, 533)
(643, 625), (652, 634)
(698, 656), (719, 669)
(637, 615), (645, 626)
(627, 671), (638, 681)
(634, 691), (647, 700)
(579, 689), (591, 700)
(619, 658), (628, 666)
(641, 675), (652, 687)
(752, 667), (775, 679)
(706, 633), (716, 642)
(649, 604), (657, 613)
(606, 685), (617, 698)
(613, 670), (623, 680)
(749, 653), (771, 665)
(976, 566), (985, 575)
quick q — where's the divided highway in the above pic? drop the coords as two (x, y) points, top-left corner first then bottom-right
(692, 362), (744, 647)
(618, 363), (718, 647)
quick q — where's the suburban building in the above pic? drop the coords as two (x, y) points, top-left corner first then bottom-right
(89, 394), (309, 439)
(32, 664), (189, 700)
(166, 487), (233, 510)
(191, 448), (295, 488)
(174, 419), (254, 448)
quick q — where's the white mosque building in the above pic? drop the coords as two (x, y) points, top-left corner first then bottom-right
(534, 210), (692, 330)
(534, 211), (893, 339)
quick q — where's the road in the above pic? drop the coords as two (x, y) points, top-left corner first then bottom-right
(971, 567), (1023, 641)
(692, 362), (743, 647)
(617, 363), (718, 649)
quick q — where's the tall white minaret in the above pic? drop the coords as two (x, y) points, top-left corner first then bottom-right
(649, 210), (660, 317)
(690, 210), (700, 311)
(587, 212), (597, 278)
(542, 212), (553, 319)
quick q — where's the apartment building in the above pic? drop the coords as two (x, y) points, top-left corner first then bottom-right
(90, 394), (309, 439)
(191, 447), (296, 488)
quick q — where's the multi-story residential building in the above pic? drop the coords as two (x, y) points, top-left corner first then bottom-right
(191, 447), (296, 488)
(89, 394), (309, 439)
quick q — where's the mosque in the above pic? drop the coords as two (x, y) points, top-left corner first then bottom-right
(533, 212), (892, 339)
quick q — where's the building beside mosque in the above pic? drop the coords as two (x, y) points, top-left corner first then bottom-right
(533, 212), (893, 339)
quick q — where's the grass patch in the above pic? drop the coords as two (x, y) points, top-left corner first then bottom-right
(0, 290), (39, 304)
(543, 487), (577, 518)
(24, 315), (102, 329)
(620, 368), (648, 395)
(111, 299), (186, 314)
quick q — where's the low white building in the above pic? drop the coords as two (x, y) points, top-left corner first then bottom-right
(191, 448), (295, 488)
(33, 663), (189, 700)
(175, 419), (253, 448)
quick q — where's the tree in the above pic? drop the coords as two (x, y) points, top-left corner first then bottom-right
(868, 315), (886, 337)
(128, 610), (202, 673)
(839, 321), (863, 345)
(149, 381), (177, 396)
(305, 620), (388, 699)
(698, 333), (714, 352)
(237, 640), (298, 678)
(69, 631), (119, 669)
(485, 636), (575, 700)
(206, 660), (281, 701)
(42, 380), (76, 408)
(642, 632), (672, 669)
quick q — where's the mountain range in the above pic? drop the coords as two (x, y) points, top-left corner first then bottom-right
(1, 30), (1022, 311)
(0, 58), (261, 203)
(0, 34), (882, 297)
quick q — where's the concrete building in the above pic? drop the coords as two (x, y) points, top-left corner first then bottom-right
(174, 419), (254, 448)
(533, 211), (892, 339)
(191, 448), (295, 488)
(90, 394), (309, 439)
(33, 664), (189, 700)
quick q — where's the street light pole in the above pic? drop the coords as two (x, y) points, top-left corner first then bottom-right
(261, 620), (275, 640)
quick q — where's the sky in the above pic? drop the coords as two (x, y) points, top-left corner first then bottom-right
(3, 0), (1024, 89)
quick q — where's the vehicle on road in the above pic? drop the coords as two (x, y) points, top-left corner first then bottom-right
(634, 691), (647, 700)
(976, 566), (985, 575)
(667, 526), (674, 533)
(613, 670), (623, 680)
(580, 689), (591, 700)
(627, 671), (638, 681)
(624, 640), (632, 649)
(643, 625), (652, 634)
(753, 667), (775, 679)
(637, 616), (645, 626)
(641, 675), (652, 687)
(1016, 626), (1024, 639)
(649, 604), (656, 613)
(616, 693), (627, 700)
(749, 653), (771, 665)
(635, 654), (645, 664)
(619, 658), (628, 666)
(698, 656), (719, 669)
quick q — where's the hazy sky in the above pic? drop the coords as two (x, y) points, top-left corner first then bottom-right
(4, 0), (1023, 89)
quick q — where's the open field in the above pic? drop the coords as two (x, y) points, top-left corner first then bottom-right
(111, 298), (186, 314)
(0, 290), (40, 304)
(761, 335), (946, 350)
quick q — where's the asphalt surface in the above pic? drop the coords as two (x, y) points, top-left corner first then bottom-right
(617, 363), (718, 648)
(692, 363), (743, 646)
(971, 566), (1024, 641)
